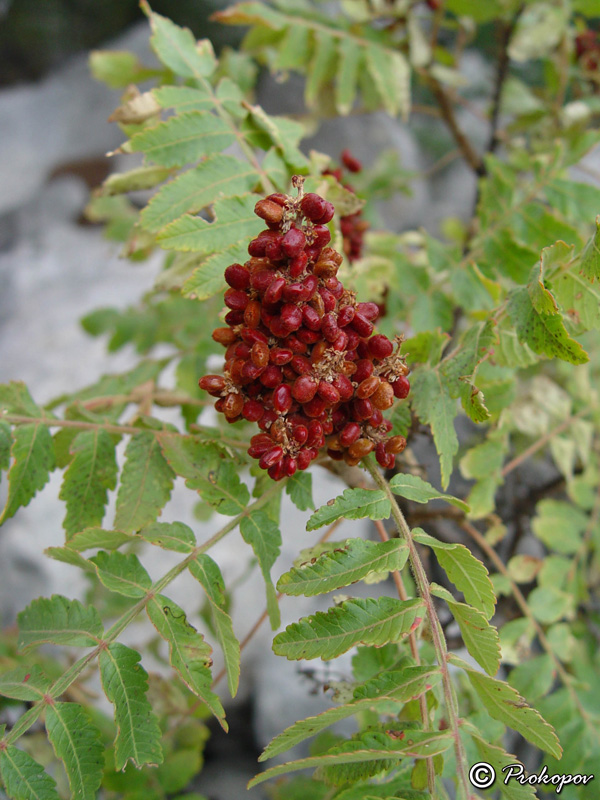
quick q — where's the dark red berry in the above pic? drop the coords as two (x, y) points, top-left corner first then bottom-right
(300, 193), (326, 221)
(369, 334), (394, 359)
(392, 375), (410, 399)
(282, 227), (306, 258)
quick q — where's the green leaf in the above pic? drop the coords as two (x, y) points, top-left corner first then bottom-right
(101, 165), (174, 195)
(507, 287), (588, 365)
(45, 702), (104, 800)
(17, 595), (103, 650)
(99, 643), (163, 769)
(0, 423), (55, 523)
(90, 551), (152, 598)
(240, 511), (281, 629)
(143, 3), (216, 78)
(158, 435), (250, 515)
(153, 85), (214, 113)
(89, 50), (156, 88)
(141, 155), (260, 233)
(0, 666), (50, 701)
(365, 45), (410, 119)
(508, 654), (556, 703)
(472, 737), (536, 800)
(578, 217), (600, 282)
(431, 585), (500, 675)
(335, 38), (361, 115)
(129, 112), (235, 167)
(59, 429), (117, 538)
(67, 527), (134, 551)
(0, 381), (43, 416)
(459, 661), (561, 758)
(0, 746), (60, 800)
(413, 529), (495, 619)
(286, 471), (314, 511)
(410, 369), (458, 489)
(157, 194), (263, 253)
(273, 597), (423, 661)
(189, 555), (241, 698)
(531, 499), (588, 554)
(306, 488), (390, 531)
(277, 539), (409, 597)
(114, 432), (175, 533)
(389, 473), (469, 512)
(260, 666), (440, 760)
(146, 595), (226, 729)
(248, 730), (452, 788)
(0, 419), (12, 475)
(306, 31), (337, 108)
(138, 521), (196, 553)
(182, 241), (249, 300)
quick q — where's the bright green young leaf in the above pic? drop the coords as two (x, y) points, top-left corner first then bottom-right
(138, 521), (196, 552)
(0, 423), (55, 523)
(183, 241), (250, 301)
(240, 511), (281, 630)
(261, 666), (440, 761)
(389, 473), (469, 512)
(472, 737), (536, 800)
(99, 642), (163, 769)
(458, 660), (561, 758)
(90, 551), (151, 598)
(277, 539), (408, 597)
(146, 595), (226, 729)
(306, 488), (390, 531)
(67, 527), (134, 551)
(59, 429), (117, 538)
(286, 471), (314, 511)
(143, 3), (216, 78)
(114, 432), (175, 533)
(141, 155), (260, 233)
(431, 584), (500, 675)
(17, 595), (103, 650)
(249, 729), (452, 788)
(0, 746), (60, 800)
(413, 529), (496, 619)
(0, 666), (50, 701)
(189, 555), (241, 698)
(45, 702), (104, 800)
(157, 194), (263, 253)
(273, 597), (423, 661)
(129, 112), (235, 167)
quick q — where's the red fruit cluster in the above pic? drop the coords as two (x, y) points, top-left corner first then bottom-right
(198, 177), (410, 480)
(575, 30), (600, 73)
(323, 150), (369, 263)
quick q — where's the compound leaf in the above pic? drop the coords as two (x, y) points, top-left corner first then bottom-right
(45, 702), (104, 800)
(0, 666), (50, 702)
(17, 595), (103, 651)
(129, 111), (234, 167)
(277, 538), (408, 597)
(0, 746), (60, 800)
(389, 473), (469, 512)
(143, 3), (216, 78)
(0, 423), (55, 523)
(138, 520), (196, 553)
(240, 511), (281, 629)
(273, 597), (423, 661)
(285, 471), (314, 511)
(99, 643), (163, 769)
(90, 551), (151, 598)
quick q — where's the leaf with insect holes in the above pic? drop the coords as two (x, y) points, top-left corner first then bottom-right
(114, 432), (175, 533)
(189, 555), (241, 698)
(17, 595), (103, 650)
(141, 155), (260, 233)
(413, 529), (496, 619)
(0, 746), (60, 800)
(138, 521), (196, 553)
(451, 655), (561, 758)
(129, 111), (234, 167)
(431, 584), (500, 675)
(45, 703), (104, 800)
(249, 729), (452, 788)
(146, 594), (226, 729)
(277, 539), (409, 597)
(59, 429), (117, 538)
(260, 666), (440, 760)
(273, 597), (423, 661)
(99, 643), (163, 769)
(307, 488), (390, 531)
(0, 422), (55, 523)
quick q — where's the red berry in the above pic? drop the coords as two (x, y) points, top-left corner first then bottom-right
(332, 374), (354, 401)
(259, 446), (284, 470)
(264, 276), (286, 305)
(225, 263), (250, 290)
(225, 310), (245, 325)
(353, 398), (373, 421)
(297, 449), (312, 470)
(289, 251), (308, 278)
(304, 396), (327, 418)
(302, 305), (322, 331)
(322, 312), (340, 342)
(354, 359), (373, 383)
(313, 224), (331, 248)
(260, 365), (283, 388)
(320, 289), (336, 312)
(316, 201), (335, 224)
(337, 305), (355, 327)
(282, 227), (306, 258)
(306, 421), (324, 447)
(291, 355), (312, 375)
(270, 347), (293, 365)
(297, 328), (322, 344)
(281, 304), (303, 331)
(273, 384), (293, 414)
(392, 375), (410, 399)
(283, 456), (298, 477)
(340, 422), (361, 447)
(292, 375), (318, 403)
(283, 282), (310, 303)
(300, 193), (326, 221)
(243, 400), (264, 422)
(293, 425), (309, 445)
(318, 380), (341, 405)
(341, 149), (362, 173)
(357, 302), (379, 321)
(369, 334), (394, 359)
(199, 375), (225, 395)
(350, 312), (374, 337)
